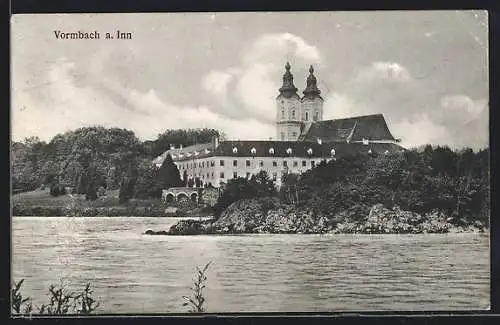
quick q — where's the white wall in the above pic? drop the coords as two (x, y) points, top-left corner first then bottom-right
(175, 155), (332, 188)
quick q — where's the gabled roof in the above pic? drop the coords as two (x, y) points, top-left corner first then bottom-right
(153, 142), (215, 166)
(156, 140), (405, 163)
(213, 141), (404, 159)
(299, 114), (397, 142)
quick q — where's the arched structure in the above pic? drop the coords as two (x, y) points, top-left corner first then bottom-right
(162, 187), (200, 205)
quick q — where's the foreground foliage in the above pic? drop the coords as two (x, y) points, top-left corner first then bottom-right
(11, 279), (99, 316)
(182, 261), (212, 313)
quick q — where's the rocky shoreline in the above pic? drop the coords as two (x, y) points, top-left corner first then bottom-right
(145, 197), (487, 235)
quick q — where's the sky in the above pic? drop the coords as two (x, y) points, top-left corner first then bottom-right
(11, 11), (489, 149)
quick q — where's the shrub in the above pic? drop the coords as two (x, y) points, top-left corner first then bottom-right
(97, 186), (106, 197)
(11, 279), (100, 316)
(182, 261), (212, 313)
(49, 184), (60, 197)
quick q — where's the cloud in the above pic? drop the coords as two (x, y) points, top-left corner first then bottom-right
(12, 32), (488, 150)
(440, 94), (486, 116)
(323, 92), (362, 120)
(391, 114), (451, 148)
(322, 61), (488, 150)
(351, 61), (412, 84)
(201, 69), (238, 103)
(243, 32), (321, 64)
(12, 57), (276, 142)
(202, 32), (322, 122)
(14, 33), (321, 143)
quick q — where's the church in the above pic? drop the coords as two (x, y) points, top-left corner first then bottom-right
(153, 62), (404, 189)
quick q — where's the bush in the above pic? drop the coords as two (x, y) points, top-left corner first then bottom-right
(182, 261), (212, 313)
(11, 279), (99, 316)
(49, 184), (61, 197)
(97, 186), (106, 197)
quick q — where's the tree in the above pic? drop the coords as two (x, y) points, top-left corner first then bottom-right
(250, 171), (276, 197)
(280, 173), (300, 205)
(49, 183), (61, 197)
(213, 178), (257, 217)
(152, 128), (221, 157)
(85, 165), (98, 201)
(213, 174), (276, 218)
(134, 166), (160, 199)
(183, 170), (188, 186)
(119, 162), (137, 203)
(157, 154), (183, 189)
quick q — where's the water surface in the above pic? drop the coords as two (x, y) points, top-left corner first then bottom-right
(12, 217), (490, 313)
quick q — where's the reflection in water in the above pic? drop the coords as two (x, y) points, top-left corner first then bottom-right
(12, 217), (489, 313)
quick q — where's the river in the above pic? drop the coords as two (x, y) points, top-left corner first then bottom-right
(11, 216), (490, 313)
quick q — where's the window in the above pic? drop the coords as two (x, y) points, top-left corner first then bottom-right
(259, 160), (264, 167)
(292, 110), (296, 119)
(246, 172), (251, 179)
(211, 172), (214, 178)
(233, 160), (238, 167)
(211, 160), (215, 167)
(207, 173), (209, 178)
(220, 172), (225, 178)
(293, 161), (298, 167)
(202, 161), (205, 168)
(283, 160), (288, 167)
(302, 160), (307, 167)
(272, 161), (277, 167)
(292, 132), (297, 138)
(193, 163), (196, 169)
(314, 111), (319, 121)
(272, 172), (277, 181)
(220, 160), (225, 166)
(246, 160), (251, 167)
(233, 171), (238, 178)
(305, 111), (309, 121)
(199, 162), (202, 168)
(281, 110), (285, 119)
(311, 160), (316, 167)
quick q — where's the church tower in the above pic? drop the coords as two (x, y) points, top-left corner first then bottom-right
(276, 62), (302, 141)
(300, 65), (324, 123)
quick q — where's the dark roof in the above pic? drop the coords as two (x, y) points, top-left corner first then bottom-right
(299, 114), (397, 142)
(164, 140), (405, 162)
(153, 142), (214, 165)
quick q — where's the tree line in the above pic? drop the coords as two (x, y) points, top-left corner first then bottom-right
(213, 145), (489, 224)
(11, 127), (222, 201)
(12, 126), (490, 223)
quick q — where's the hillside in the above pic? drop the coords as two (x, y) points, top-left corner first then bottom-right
(11, 127), (222, 194)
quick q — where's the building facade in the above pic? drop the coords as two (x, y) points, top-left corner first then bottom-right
(153, 62), (404, 189)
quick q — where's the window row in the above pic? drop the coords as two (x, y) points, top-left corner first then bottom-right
(280, 110), (320, 121)
(179, 159), (319, 169)
(187, 171), (280, 181)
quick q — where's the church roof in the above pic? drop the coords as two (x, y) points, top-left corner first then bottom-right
(298, 113), (397, 142)
(302, 65), (323, 100)
(156, 140), (405, 163)
(278, 62), (299, 99)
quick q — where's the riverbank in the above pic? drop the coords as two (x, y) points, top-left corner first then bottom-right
(145, 197), (487, 235)
(11, 189), (209, 218)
